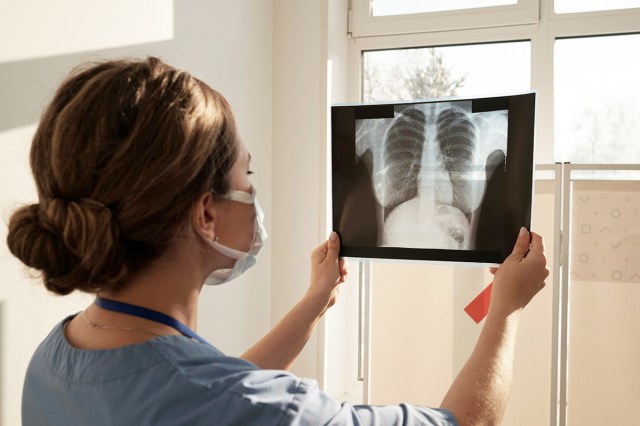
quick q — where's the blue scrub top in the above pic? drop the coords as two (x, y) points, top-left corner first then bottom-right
(23, 316), (458, 425)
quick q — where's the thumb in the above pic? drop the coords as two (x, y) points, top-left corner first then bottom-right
(509, 227), (531, 260)
(326, 232), (341, 262)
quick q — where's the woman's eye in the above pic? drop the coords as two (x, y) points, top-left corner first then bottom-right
(247, 170), (254, 176)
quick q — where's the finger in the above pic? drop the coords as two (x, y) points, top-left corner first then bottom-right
(339, 258), (348, 276)
(489, 267), (498, 275)
(528, 232), (545, 254)
(509, 226), (531, 261)
(325, 232), (340, 263)
(311, 240), (329, 263)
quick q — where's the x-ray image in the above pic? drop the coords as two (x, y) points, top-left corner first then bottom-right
(332, 93), (535, 264)
(356, 101), (507, 250)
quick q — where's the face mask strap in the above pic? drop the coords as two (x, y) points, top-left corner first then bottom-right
(222, 189), (255, 204)
(208, 239), (249, 260)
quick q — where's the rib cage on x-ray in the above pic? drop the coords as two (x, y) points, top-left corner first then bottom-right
(436, 107), (480, 215)
(355, 101), (508, 250)
(381, 108), (426, 215)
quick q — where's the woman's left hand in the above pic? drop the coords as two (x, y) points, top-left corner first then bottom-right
(307, 232), (349, 312)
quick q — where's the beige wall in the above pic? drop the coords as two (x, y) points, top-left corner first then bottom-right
(272, 0), (329, 380)
(320, 0), (356, 399)
(0, 119), (97, 426)
(270, 1), (357, 392)
(0, 0), (173, 64)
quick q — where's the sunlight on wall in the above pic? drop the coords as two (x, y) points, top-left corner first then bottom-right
(0, 0), (173, 64)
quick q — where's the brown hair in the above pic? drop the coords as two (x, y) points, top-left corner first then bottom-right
(6, 57), (238, 295)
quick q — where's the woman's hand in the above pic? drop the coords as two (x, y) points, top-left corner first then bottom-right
(489, 227), (549, 318)
(307, 232), (349, 313)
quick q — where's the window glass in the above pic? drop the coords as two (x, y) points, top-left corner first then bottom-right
(555, 0), (640, 14)
(372, 0), (517, 16)
(363, 42), (530, 102)
(554, 34), (640, 164)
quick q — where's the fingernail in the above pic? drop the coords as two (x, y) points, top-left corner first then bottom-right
(330, 232), (337, 241)
(519, 227), (528, 237)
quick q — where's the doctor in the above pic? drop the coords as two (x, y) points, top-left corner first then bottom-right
(8, 57), (548, 425)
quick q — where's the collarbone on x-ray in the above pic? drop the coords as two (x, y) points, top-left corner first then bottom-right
(355, 101), (508, 251)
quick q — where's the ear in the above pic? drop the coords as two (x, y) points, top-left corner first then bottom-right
(191, 192), (217, 241)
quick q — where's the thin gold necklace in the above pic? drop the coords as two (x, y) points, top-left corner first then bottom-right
(82, 309), (169, 338)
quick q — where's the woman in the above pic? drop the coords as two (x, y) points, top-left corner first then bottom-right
(7, 57), (548, 425)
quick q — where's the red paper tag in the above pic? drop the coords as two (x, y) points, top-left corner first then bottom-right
(464, 282), (493, 323)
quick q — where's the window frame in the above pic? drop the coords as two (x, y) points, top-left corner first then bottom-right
(349, 1), (640, 164)
(352, 0), (540, 37)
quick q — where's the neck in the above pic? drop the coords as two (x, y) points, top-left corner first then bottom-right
(97, 250), (203, 331)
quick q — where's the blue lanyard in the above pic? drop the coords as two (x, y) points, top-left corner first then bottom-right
(94, 297), (210, 346)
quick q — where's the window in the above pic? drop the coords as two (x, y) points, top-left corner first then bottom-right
(348, 1), (640, 425)
(372, 0), (517, 17)
(352, 0), (539, 36)
(363, 42), (530, 102)
(353, 1), (640, 164)
(554, 34), (640, 164)
(555, 0), (640, 14)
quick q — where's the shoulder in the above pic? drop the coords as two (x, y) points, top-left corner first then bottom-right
(25, 318), (303, 424)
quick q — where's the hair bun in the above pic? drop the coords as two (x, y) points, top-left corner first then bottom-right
(8, 57), (238, 295)
(6, 198), (128, 295)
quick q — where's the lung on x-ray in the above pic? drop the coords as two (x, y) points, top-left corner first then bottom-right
(332, 92), (536, 264)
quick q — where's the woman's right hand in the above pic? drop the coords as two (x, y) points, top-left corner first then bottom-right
(488, 227), (549, 318)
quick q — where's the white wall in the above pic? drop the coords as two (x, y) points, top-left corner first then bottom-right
(0, 2), (273, 425)
(320, 0), (355, 399)
(0, 126), (96, 426)
(272, 0), (328, 380)
(271, 0), (360, 394)
(0, 0), (173, 64)
(168, 0), (274, 359)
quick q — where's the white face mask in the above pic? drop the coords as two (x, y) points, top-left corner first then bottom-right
(204, 188), (268, 286)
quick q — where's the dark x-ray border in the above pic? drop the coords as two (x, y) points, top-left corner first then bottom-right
(331, 92), (536, 264)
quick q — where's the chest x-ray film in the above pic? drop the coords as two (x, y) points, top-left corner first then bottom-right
(332, 92), (535, 264)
